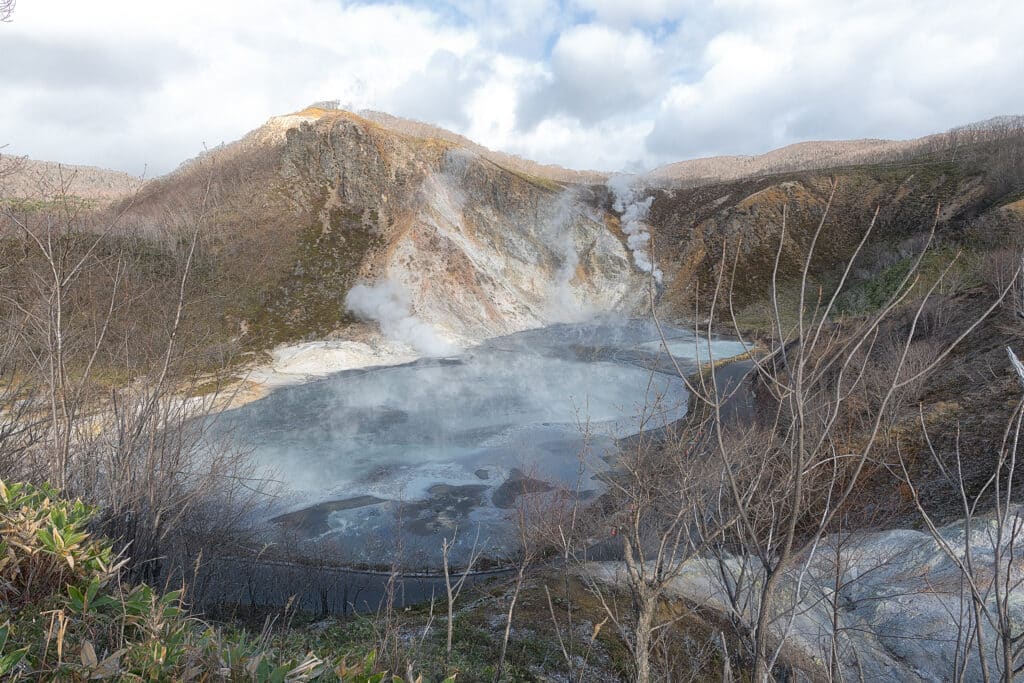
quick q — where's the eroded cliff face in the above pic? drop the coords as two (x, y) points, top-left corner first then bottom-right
(116, 106), (1023, 353)
(252, 109), (645, 342)
(384, 153), (642, 339)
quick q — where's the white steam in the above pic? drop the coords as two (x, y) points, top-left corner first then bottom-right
(345, 279), (457, 356)
(543, 190), (591, 322)
(607, 174), (663, 283)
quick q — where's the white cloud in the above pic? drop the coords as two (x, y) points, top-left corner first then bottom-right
(382, 50), (488, 129)
(574, 0), (694, 25)
(0, 0), (1022, 175)
(507, 116), (654, 173)
(646, 0), (1024, 161)
(1, 0), (478, 174)
(518, 24), (666, 127)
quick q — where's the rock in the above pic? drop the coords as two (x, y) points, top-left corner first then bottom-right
(584, 507), (1024, 681)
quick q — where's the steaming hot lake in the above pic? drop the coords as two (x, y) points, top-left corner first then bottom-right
(216, 320), (747, 568)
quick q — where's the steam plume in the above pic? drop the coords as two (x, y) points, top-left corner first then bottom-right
(345, 278), (457, 356)
(607, 174), (663, 283)
(544, 190), (591, 322)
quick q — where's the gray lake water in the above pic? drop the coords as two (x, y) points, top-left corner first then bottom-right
(216, 320), (745, 568)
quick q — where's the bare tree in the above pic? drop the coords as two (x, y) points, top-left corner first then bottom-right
(889, 348), (1024, 682)
(1, 167), (130, 489)
(0, 311), (42, 479)
(493, 469), (552, 682)
(441, 527), (481, 669)
(0, 165), (268, 587)
(578, 183), (1009, 681)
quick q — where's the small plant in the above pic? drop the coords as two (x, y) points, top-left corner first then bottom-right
(0, 480), (120, 606)
(0, 623), (28, 678)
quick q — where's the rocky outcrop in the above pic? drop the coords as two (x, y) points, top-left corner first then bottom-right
(384, 151), (642, 339)
(586, 508), (1024, 681)
(128, 107), (646, 345)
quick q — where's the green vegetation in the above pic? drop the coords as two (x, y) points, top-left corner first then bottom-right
(726, 241), (986, 337)
(835, 247), (982, 315)
(0, 480), (451, 682)
(252, 197), (381, 346)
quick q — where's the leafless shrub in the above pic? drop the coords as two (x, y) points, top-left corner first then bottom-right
(985, 247), (1024, 319)
(0, 168), (271, 589)
(851, 336), (943, 433)
(442, 527), (481, 670)
(917, 294), (958, 341)
(493, 464), (561, 682)
(894, 351), (1024, 682)
(578, 181), (1009, 682)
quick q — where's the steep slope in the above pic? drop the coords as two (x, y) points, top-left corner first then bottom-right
(120, 106), (644, 347)
(645, 128), (1024, 321)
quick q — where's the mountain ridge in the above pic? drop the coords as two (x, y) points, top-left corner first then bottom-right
(7, 105), (1021, 352)
(4, 107), (1023, 202)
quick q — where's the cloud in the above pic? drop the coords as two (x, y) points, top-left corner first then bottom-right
(0, 34), (191, 90)
(382, 50), (487, 129)
(645, 1), (1024, 160)
(574, 0), (694, 26)
(0, 0), (478, 173)
(1, 0), (1022, 175)
(418, 0), (567, 55)
(518, 24), (666, 128)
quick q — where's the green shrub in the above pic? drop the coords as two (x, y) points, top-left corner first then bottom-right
(0, 480), (120, 607)
(0, 479), (452, 681)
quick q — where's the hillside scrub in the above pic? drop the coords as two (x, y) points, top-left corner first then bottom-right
(0, 168), (275, 596)
(650, 122), (1024, 326)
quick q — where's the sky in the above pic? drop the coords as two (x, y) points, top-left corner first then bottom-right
(2, 0), (1022, 176)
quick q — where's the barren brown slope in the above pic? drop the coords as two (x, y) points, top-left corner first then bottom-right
(646, 115), (1024, 187)
(0, 156), (141, 201)
(645, 138), (916, 186)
